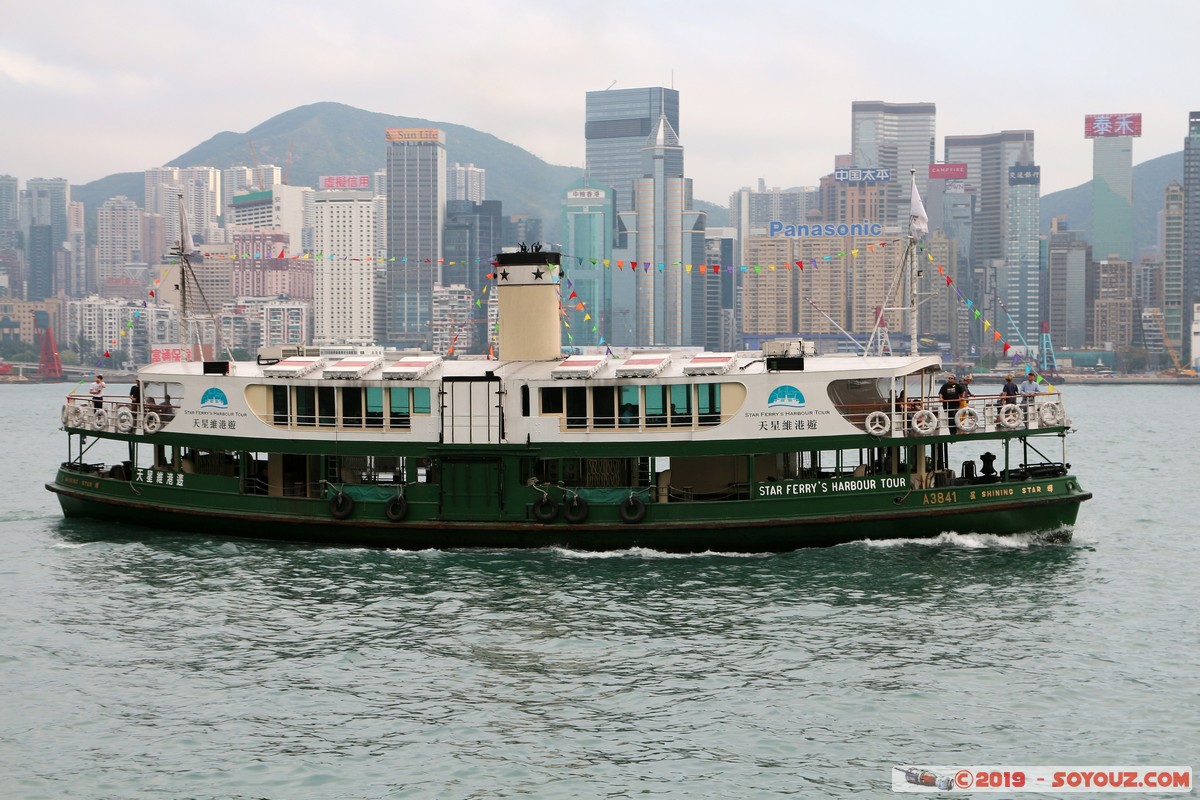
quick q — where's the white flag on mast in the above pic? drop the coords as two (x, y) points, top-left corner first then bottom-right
(908, 172), (928, 238)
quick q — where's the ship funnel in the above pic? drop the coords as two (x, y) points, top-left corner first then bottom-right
(494, 249), (562, 361)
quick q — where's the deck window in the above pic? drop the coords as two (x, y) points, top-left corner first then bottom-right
(389, 387), (411, 429)
(565, 386), (587, 429)
(412, 387), (431, 414)
(669, 384), (692, 427)
(365, 387), (384, 428)
(540, 386), (563, 414)
(295, 386), (316, 427)
(272, 385), (289, 425)
(618, 385), (640, 428)
(592, 386), (616, 428)
(645, 385), (667, 428)
(318, 386), (336, 427)
(341, 387), (363, 427)
(697, 383), (721, 426)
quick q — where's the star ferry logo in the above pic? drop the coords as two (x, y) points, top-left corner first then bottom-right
(532, 267), (545, 280)
(499, 269), (510, 281)
(200, 387), (229, 409)
(767, 385), (806, 408)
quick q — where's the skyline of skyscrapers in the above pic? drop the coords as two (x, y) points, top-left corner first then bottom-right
(4, 93), (1200, 370)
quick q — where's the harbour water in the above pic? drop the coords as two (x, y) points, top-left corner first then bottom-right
(1, 382), (1196, 798)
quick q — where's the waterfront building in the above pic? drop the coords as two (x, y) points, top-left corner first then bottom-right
(1182, 111), (1200, 363)
(1089, 258), (1135, 348)
(313, 189), (378, 345)
(384, 127), (445, 348)
(560, 177), (616, 347)
(444, 199), (504, 353)
(850, 101), (936, 230)
(97, 196), (143, 290)
(447, 163), (486, 202)
(585, 86), (679, 215)
(1162, 181), (1185, 354)
(1087, 113), (1140, 262)
(1046, 217), (1091, 351)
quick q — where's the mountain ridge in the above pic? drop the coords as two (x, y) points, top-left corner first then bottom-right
(71, 102), (1182, 251)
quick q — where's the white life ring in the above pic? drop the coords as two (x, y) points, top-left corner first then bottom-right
(911, 409), (938, 435)
(60, 404), (70, 425)
(93, 408), (109, 430)
(998, 403), (1023, 428)
(1038, 401), (1064, 426)
(143, 410), (162, 434)
(116, 407), (135, 433)
(865, 410), (891, 436)
(69, 405), (84, 427)
(955, 406), (981, 433)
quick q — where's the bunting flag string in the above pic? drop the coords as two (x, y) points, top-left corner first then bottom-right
(932, 263), (1056, 393)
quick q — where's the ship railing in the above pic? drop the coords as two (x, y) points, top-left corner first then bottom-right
(847, 391), (1067, 438)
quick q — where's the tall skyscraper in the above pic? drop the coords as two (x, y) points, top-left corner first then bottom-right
(561, 177), (616, 346)
(1086, 113), (1141, 261)
(1162, 181), (1185, 355)
(585, 87), (679, 214)
(444, 199), (503, 353)
(850, 101), (936, 230)
(1046, 217), (1091, 350)
(384, 127), (446, 348)
(611, 112), (705, 346)
(945, 130), (1036, 350)
(1182, 111), (1200, 363)
(313, 189), (378, 344)
(97, 196), (143, 289)
(1001, 154), (1042, 348)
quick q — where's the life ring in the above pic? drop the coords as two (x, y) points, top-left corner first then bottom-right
(1039, 401), (1064, 426)
(955, 406), (980, 433)
(532, 495), (558, 523)
(910, 409), (938, 435)
(116, 408), (135, 433)
(93, 408), (109, 430)
(619, 495), (647, 524)
(864, 410), (891, 436)
(998, 404), (1023, 428)
(563, 495), (589, 524)
(60, 404), (70, 425)
(385, 495), (408, 523)
(329, 491), (355, 520)
(69, 405), (84, 427)
(143, 410), (162, 434)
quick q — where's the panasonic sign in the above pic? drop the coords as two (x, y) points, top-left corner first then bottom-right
(769, 221), (883, 237)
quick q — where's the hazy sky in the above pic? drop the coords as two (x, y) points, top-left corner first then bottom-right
(2, 0), (1196, 201)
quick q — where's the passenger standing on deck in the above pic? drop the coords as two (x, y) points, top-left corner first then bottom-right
(88, 374), (106, 409)
(999, 374), (1019, 405)
(960, 375), (973, 407)
(938, 373), (963, 433)
(1020, 372), (1040, 422)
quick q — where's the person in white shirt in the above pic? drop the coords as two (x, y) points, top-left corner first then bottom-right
(1019, 373), (1040, 422)
(87, 374), (106, 409)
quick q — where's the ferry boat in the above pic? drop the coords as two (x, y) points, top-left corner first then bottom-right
(45, 246), (1090, 551)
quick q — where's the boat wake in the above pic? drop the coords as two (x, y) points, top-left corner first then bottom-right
(855, 528), (1074, 550)
(549, 545), (772, 560)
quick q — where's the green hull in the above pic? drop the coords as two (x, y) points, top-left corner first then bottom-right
(48, 468), (1090, 552)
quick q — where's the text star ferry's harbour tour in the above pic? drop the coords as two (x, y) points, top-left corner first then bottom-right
(46, 237), (1091, 551)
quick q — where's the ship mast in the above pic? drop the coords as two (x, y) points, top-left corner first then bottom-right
(906, 167), (928, 356)
(173, 194), (230, 361)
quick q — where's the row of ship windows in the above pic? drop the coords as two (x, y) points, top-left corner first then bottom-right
(271, 385), (431, 429)
(536, 383), (723, 429)
(264, 382), (726, 430)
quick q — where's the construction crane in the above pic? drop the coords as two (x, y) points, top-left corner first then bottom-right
(1146, 308), (1197, 376)
(34, 310), (63, 382)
